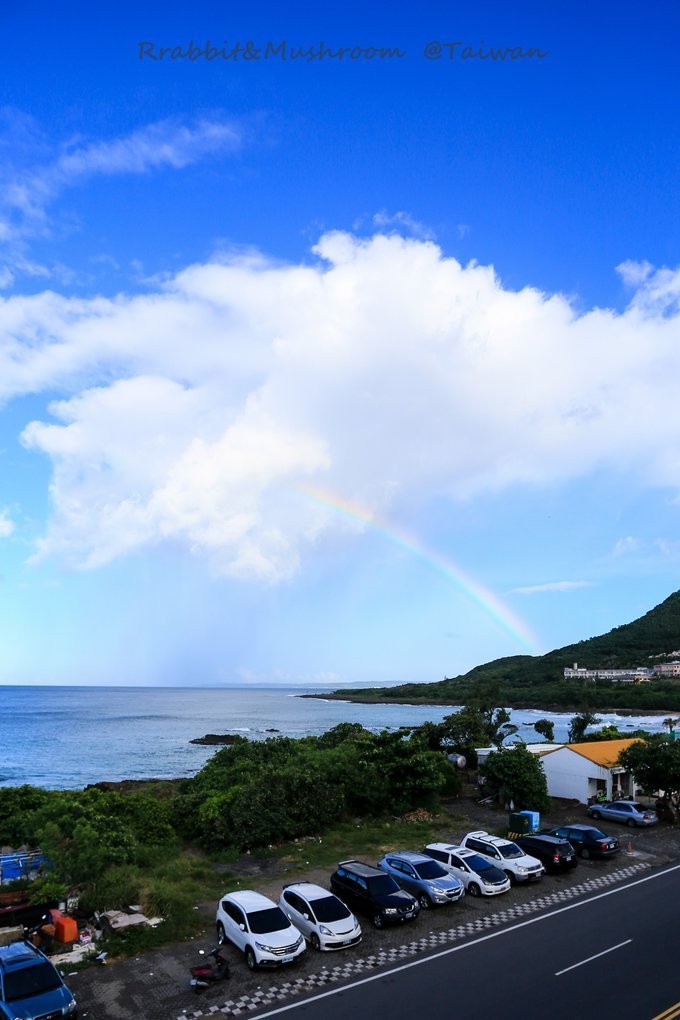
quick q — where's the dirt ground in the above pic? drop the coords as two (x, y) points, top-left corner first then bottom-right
(67, 795), (680, 1020)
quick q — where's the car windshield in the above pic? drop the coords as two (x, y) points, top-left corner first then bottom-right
(310, 896), (350, 923)
(366, 875), (399, 895)
(247, 906), (290, 934)
(465, 854), (494, 874)
(414, 860), (447, 880)
(498, 843), (523, 859)
(4, 962), (62, 1002)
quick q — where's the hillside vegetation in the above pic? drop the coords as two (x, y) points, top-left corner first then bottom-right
(320, 590), (680, 709)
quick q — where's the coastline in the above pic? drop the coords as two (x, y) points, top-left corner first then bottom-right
(299, 693), (678, 715)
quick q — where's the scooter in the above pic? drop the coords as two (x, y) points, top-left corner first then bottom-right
(190, 945), (230, 994)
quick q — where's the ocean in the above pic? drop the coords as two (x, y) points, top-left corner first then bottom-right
(0, 685), (671, 790)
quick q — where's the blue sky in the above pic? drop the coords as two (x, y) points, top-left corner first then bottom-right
(0, 1), (679, 686)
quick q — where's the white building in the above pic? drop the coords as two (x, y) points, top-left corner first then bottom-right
(538, 738), (643, 804)
(563, 663), (653, 683)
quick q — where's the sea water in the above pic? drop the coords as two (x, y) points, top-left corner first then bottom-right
(0, 685), (670, 790)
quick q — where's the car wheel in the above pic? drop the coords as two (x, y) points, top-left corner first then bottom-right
(468, 883), (481, 897)
(590, 810), (601, 819)
(373, 912), (384, 929)
(310, 933), (321, 951)
(580, 847), (591, 859)
(627, 818), (636, 828)
(418, 893), (432, 910)
(245, 946), (258, 971)
(504, 871), (514, 885)
(216, 922), (226, 944)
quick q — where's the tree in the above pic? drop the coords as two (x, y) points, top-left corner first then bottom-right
(618, 737), (680, 819)
(534, 719), (555, 742)
(437, 702), (519, 764)
(568, 711), (600, 742)
(480, 745), (551, 813)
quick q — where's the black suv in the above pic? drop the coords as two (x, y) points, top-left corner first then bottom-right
(330, 860), (420, 929)
(514, 834), (578, 873)
(542, 825), (620, 859)
(0, 940), (78, 1018)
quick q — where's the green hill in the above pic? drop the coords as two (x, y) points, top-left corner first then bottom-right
(321, 590), (680, 711)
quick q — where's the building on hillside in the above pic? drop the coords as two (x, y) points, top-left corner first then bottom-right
(563, 663), (653, 683)
(653, 661), (680, 677)
(539, 738), (643, 804)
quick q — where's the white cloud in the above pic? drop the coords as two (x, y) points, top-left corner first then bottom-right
(0, 114), (242, 244)
(1, 232), (679, 581)
(372, 210), (435, 240)
(613, 536), (640, 557)
(0, 510), (14, 538)
(511, 581), (594, 595)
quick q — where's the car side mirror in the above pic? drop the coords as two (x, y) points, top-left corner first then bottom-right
(239, 923), (246, 931)
(303, 913), (310, 920)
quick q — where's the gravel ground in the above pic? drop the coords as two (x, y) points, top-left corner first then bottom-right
(69, 797), (680, 1020)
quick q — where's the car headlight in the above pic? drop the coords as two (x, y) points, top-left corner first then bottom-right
(319, 925), (333, 936)
(384, 908), (398, 915)
(516, 866), (528, 874)
(66, 1002), (78, 1016)
(255, 941), (276, 953)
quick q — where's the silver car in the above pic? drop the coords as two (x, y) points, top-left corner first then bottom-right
(377, 850), (464, 908)
(587, 800), (658, 827)
(279, 882), (362, 951)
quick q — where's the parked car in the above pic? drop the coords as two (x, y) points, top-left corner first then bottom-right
(279, 882), (362, 951)
(216, 890), (306, 970)
(330, 860), (420, 928)
(513, 833), (578, 873)
(542, 824), (620, 859)
(0, 940), (78, 1018)
(587, 800), (658, 827)
(460, 831), (544, 884)
(377, 851), (465, 909)
(422, 844), (511, 897)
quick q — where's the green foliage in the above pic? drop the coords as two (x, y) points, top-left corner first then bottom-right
(568, 711), (600, 742)
(481, 745), (551, 813)
(415, 698), (520, 766)
(534, 719), (555, 742)
(176, 724), (453, 851)
(618, 737), (680, 815)
(28, 873), (68, 905)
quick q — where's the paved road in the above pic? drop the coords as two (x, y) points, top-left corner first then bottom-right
(249, 863), (680, 1020)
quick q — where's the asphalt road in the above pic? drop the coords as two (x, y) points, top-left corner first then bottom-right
(251, 863), (680, 1020)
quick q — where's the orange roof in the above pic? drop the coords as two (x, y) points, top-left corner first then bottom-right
(565, 738), (644, 768)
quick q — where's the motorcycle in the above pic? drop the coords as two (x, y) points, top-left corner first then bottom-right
(23, 914), (55, 954)
(190, 945), (230, 994)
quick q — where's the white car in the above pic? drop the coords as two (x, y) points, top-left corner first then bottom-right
(279, 882), (362, 951)
(422, 843), (511, 897)
(461, 831), (544, 884)
(216, 889), (306, 970)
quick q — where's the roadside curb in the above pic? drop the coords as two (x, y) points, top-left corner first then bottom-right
(177, 861), (651, 1018)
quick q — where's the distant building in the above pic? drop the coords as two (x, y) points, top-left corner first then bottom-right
(652, 661), (680, 677)
(563, 662), (653, 683)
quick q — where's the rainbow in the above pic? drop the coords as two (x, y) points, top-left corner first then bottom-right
(295, 482), (540, 655)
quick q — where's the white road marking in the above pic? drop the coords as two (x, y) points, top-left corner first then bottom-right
(554, 938), (632, 976)
(216, 863), (680, 1019)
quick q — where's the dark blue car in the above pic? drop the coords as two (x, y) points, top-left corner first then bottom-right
(0, 940), (78, 1019)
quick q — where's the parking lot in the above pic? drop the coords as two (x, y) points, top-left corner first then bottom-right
(69, 802), (680, 1020)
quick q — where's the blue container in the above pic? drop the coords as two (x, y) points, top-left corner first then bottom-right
(517, 810), (540, 833)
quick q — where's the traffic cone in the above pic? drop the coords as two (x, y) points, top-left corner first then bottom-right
(625, 839), (634, 856)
